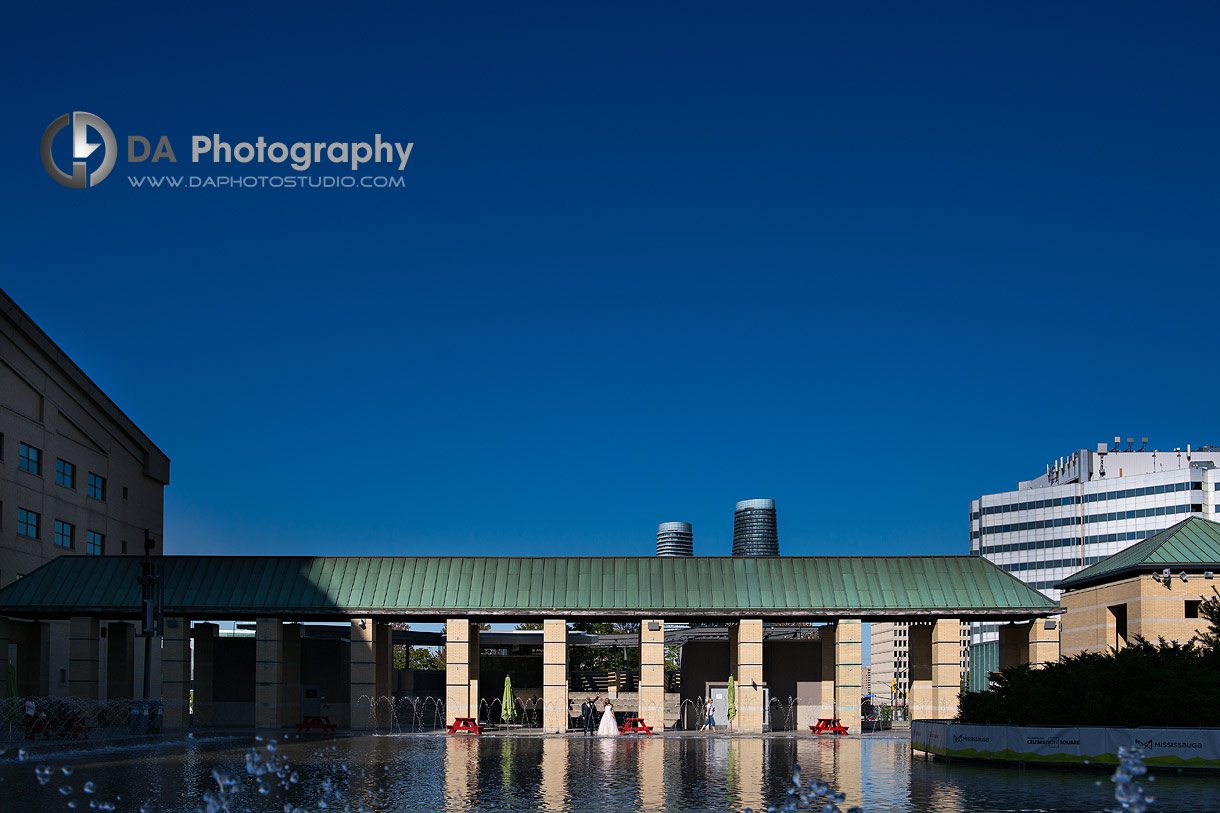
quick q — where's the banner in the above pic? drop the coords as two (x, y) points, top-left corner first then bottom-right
(911, 722), (1220, 768)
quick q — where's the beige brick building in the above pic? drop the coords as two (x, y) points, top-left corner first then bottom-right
(0, 287), (169, 590)
(1058, 517), (1220, 655)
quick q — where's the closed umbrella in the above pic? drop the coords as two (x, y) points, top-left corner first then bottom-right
(501, 675), (516, 725)
(727, 675), (737, 731)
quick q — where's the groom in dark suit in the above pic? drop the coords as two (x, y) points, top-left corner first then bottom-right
(581, 695), (598, 734)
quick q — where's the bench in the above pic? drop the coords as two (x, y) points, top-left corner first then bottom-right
(295, 715), (337, 734)
(447, 716), (481, 735)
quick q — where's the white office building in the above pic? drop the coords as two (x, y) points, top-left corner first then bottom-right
(964, 438), (1220, 688)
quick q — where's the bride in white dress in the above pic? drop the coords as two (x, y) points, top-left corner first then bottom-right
(596, 697), (620, 737)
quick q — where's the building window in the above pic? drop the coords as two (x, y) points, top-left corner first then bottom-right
(87, 531), (104, 556)
(1186, 600), (1201, 619)
(55, 520), (74, 549)
(19, 442), (41, 475)
(56, 459), (76, 488)
(88, 473), (106, 500)
(18, 508), (40, 539)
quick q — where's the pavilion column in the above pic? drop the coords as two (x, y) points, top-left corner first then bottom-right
(255, 618), (284, 729)
(819, 625), (836, 718)
(733, 618), (764, 732)
(351, 618), (382, 730)
(68, 617), (100, 700)
(931, 618), (961, 720)
(192, 623), (218, 726)
(0, 620), (8, 690)
(161, 617), (191, 729)
(638, 619), (665, 727)
(445, 618), (479, 727)
(375, 621), (392, 701)
(834, 618), (863, 733)
(908, 623), (933, 719)
(542, 619), (568, 733)
(46, 620), (70, 696)
(997, 621), (1030, 670)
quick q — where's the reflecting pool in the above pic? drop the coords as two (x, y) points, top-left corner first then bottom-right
(2, 732), (1217, 812)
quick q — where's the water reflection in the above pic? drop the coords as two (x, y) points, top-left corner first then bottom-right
(1, 733), (1217, 812)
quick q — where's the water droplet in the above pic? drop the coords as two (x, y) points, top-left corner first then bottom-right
(84, 781), (97, 794)
(59, 784), (74, 796)
(18, 749), (29, 762)
(67, 802), (77, 809)
(62, 766), (74, 776)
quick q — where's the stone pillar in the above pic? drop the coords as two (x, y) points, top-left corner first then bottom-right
(834, 618), (863, 733)
(542, 619), (568, 733)
(638, 619), (665, 727)
(46, 620), (70, 697)
(930, 618), (960, 720)
(734, 618), (764, 732)
(0, 620), (8, 691)
(68, 617), (100, 699)
(161, 617), (191, 729)
(280, 624), (302, 726)
(445, 618), (477, 727)
(1028, 619), (1060, 666)
(908, 623), (933, 719)
(998, 621), (1030, 670)
(375, 621), (392, 700)
(351, 618), (379, 730)
(819, 625), (836, 718)
(192, 623), (218, 726)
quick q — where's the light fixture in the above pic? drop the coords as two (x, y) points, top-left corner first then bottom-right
(1180, 572), (1189, 583)
(1152, 573), (1162, 583)
(1043, 619), (1057, 630)
(1206, 571), (1214, 580)
(647, 622), (661, 632)
(358, 618), (367, 630)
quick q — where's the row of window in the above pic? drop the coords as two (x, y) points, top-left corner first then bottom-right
(1000, 554), (1108, 574)
(973, 481), (1203, 519)
(15, 508), (105, 554)
(16, 442), (107, 499)
(979, 503), (1196, 535)
(978, 527), (1164, 555)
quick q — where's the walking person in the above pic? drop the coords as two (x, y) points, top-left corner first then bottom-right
(702, 698), (717, 734)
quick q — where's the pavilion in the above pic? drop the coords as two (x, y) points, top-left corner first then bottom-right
(0, 553), (1057, 733)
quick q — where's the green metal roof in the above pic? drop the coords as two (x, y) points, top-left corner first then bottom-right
(0, 555), (1057, 620)
(1057, 516), (1220, 591)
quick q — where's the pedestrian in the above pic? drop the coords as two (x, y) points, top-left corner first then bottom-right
(704, 698), (717, 734)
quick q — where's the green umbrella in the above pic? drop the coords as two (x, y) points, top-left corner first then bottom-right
(727, 675), (737, 730)
(501, 675), (516, 724)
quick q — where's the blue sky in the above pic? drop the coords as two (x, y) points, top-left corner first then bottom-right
(3, 2), (1218, 560)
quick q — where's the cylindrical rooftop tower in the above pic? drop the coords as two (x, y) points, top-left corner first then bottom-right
(733, 498), (779, 556)
(656, 522), (694, 556)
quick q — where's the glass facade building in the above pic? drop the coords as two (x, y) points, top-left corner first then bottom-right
(732, 498), (779, 556)
(656, 521), (694, 556)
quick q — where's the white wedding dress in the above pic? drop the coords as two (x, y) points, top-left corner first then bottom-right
(597, 702), (619, 737)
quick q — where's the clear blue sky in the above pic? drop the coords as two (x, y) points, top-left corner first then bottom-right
(3, 2), (1218, 559)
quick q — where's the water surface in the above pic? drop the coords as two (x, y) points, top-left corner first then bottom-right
(1, 732), (1215, 811)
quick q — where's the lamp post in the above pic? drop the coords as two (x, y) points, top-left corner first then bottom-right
(136, 530), (162, 701)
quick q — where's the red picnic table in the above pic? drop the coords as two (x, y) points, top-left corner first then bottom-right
(448, 716), (482, 735)
(295, 715), (336, 734)
(618, 716), (653, 735)
(811, 717), (848, 735)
